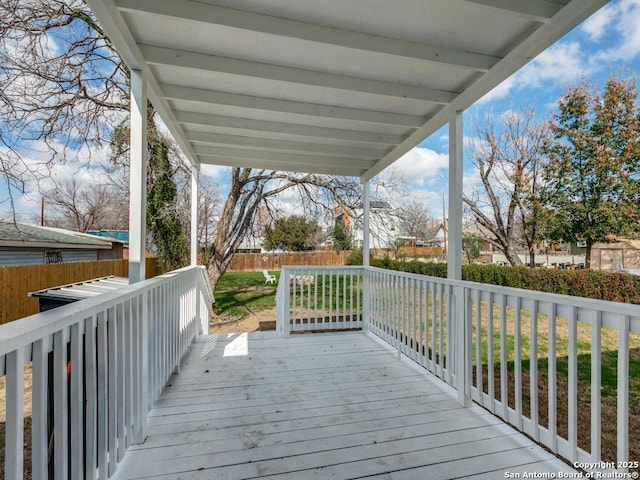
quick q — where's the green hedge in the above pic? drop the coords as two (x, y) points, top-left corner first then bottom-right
(346, 251), (640, 304)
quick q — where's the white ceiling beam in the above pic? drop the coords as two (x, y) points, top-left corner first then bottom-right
(115, 0), (500, 72)
(186, 132), (387, 159)
(175, 111), (406, 146)
(193, 145), (374, 169)
(142, 44), (457, 104)
(197, 155), (367, 177)
(462, 0), (565, 22)
(162, 84), (427, 128)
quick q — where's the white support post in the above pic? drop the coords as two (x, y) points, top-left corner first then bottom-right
(129, 70), (148, 284)
(448, 110), (463, 282)
(362, 179), (371, 330)
(363, 180), (371, 267)
(191, 165), (200, 266)
(449, 109), (470, 407)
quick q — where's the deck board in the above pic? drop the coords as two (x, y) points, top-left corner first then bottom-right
(113, 331), (576, 480)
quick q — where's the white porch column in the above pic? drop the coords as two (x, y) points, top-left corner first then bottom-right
(449, 109), (471, 407)
(190, 165), (199, 266)
(362, 179), (371, 331)
(129, 70), (147, 284)
(448, 110), (463, 280)
(362, 179), (371, 267)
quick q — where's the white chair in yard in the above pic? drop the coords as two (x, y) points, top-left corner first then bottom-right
(263, 270), (277, 284)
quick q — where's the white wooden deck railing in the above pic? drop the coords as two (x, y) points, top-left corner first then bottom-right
(0, 265), (213, 480)
(276, 266), (363, 336)
(276, 265), (640, 471)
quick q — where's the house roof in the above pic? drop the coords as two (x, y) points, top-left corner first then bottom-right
(87, 230), (130, 244)
(85, 0), (607, 180)
(0, 222), (113, 250)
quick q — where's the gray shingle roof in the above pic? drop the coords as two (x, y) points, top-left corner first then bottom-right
(0, 222), (111, 248)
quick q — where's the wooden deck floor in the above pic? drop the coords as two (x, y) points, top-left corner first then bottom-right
(113, 331), (577, 479)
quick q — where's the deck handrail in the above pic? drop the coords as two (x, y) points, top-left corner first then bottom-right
(0, 265), (213, 480)
(276, 264), (640, 472)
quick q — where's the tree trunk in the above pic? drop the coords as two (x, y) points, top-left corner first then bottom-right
(528, 245), (536, 268)
(504, 245), (523, 266)
(585, 239), (592, 269)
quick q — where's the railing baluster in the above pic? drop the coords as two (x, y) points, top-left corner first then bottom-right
(85, 315), (98, 480)
(419, 280), (425, 367)
(514, 297), (523, 431)
(548, 302), (558, 452)
(70, 320), (84, 479)
(314, 268), (319, 329)
(438, 283), (444, 379)
(530, 299), (539, 442)
(54, 326), (70, 480)
(96, 311), (108, 480)
(568, 306), (578, 462)
(499, 293), (508, 421)
(107, 307), (118, 476)
(6, 347), (25, 480)
(617, 315), (630, 469)
(432, 284), (437, 371)
(412, 278), (417, 361)
(487, 291), (495, 410)
(124, 301), (133, 450)
(32, 338), (49, 478)
(116, 304), (126, 462)
(475, 290), (482, 397)
(307, 267), (312, 328)
(591, 310), (602, 462)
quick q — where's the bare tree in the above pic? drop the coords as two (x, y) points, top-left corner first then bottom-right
(44, 177), (127, 232)
(0, 0), (128, 216)
(397, 200), (438, 243)
(464, 106), (549, 266)
(208, 169), (361, 287)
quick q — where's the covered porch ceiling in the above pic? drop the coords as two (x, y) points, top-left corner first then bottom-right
(87, 0), (608, 180)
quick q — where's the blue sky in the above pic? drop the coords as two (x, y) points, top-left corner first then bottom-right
(3, 0), (640, 224)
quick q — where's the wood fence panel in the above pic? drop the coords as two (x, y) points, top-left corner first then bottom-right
(0, 258), (158, 325)
(228, 251), (350, 272)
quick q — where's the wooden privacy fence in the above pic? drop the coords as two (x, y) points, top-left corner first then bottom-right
(229, 251), (350, 271)
(0, 258), (158, 324)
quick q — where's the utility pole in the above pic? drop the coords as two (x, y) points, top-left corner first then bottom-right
(40, 198), (45, 226)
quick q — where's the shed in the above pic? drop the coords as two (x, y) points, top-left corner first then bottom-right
(591, 239), (640, 272)
(28, 276), (128, 311)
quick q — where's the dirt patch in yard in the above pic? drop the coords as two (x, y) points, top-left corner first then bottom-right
(209, 307), (277, 334)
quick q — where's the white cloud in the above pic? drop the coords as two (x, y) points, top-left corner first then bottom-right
(590, 0), (640, 62)
(200, 164), (228, 179)
(480, 42), (591, 103)
(393, 147), (448, 187)
(581, 3), (617, 41)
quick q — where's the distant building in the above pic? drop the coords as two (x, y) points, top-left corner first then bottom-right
(0, 222), (121, 266)
(591, 238), (640, 273)
(338, 201), (401, 250)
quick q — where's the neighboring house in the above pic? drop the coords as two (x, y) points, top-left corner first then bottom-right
(0, 222), (120, 266)
(341, 201), (401, 250)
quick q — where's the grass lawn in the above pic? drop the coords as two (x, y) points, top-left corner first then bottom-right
(214, 271), (279, 319)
